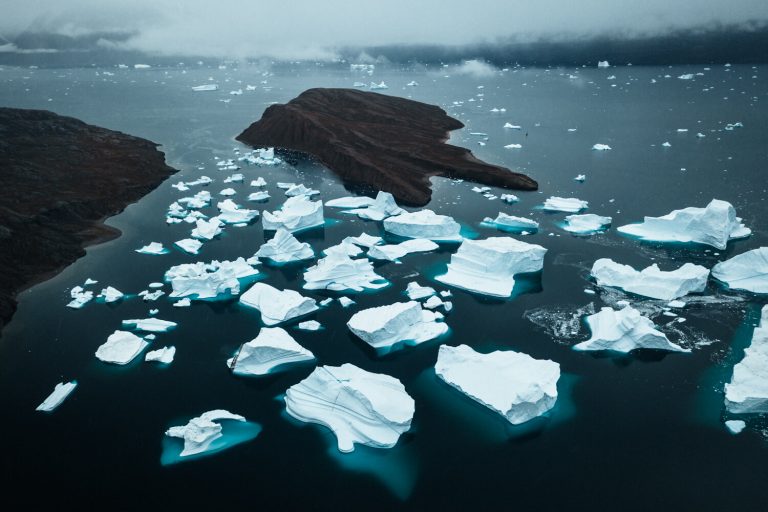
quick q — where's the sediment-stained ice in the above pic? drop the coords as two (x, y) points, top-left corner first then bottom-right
(712, 247), (768, 293)
(591, 258), (709, 300)
(573, 306), (688, 353)
(228, 327), (314, 375)
(383, 210), (462, 241)
(240, 282), (319, 325)
(95, 330), (150, 364)
(347, 301), (447, 350)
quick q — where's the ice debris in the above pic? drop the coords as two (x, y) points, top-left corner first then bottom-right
(165, 258), (259, 299)
(121, 318), (177, 333)
(303, 253), (388, 292)
(98, 286), (124, 303)
(367, 239), (439, 261)
(482, 213), (539, 233)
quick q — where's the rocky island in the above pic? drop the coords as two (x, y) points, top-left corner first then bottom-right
(236, 88), (537, 205)
(0, 108), (176, 332)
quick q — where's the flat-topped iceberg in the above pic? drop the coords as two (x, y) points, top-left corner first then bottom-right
(617, 199), (751, 250)
(216, 199), (259, 224)
(712, 247), (768, 293)
(562, 214), (611, 234)
(303, 253), (388, 292)
(165, 258), (259, 299)
(165, 410), (247, 457)
(383, 210), (462, 241)
(405, 281), (436, 300)
(591, 258), (709, 300)
(542, 196), (588, 213)
(435, 344), (560, 425)
(574, 306), (688, 353)
(483, 213), (539, 233)
(136, 242), (168, 255)
(262, 195), (324, 233)
(284, 364), (414, 452)
(36, 381), (77, 412)
(347, 301), (447, 350)
(367, 239), (439, 261)
(254, 229), (314, 264)
(175, 238), (203, 255)
(436, 237), (546, 297)
(122, 318), (178, 332)
(228, 327), (314, 376)
(240, 282), (318, 325)
(95, 330), (149, 364)
(332, 191), (404, 221)
(145, 346), (176, 364)
(724, 305), (768, 413)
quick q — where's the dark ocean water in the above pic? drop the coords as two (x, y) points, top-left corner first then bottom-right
(1, 61), (767, 510)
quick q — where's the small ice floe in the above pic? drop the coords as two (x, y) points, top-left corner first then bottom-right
(285, 184), (319, 198)
(251, 177), (267, 187)
(165, 258), (259, 300)
(436, 237), (546, 297)
(145, 346), (176, 364)
(353, 81), (366, 87)
(696, 132), (706, 138)
(216, 199), (259, 224)
(592, 143), (612, 151)
(303, 252), (388, 292)
(678, 74), (695, 80)
(229, 89), (243, 96)
(676, 128), (688, 133)
(724, 305), (768, 413)
(191, 218), (224, 240)
(662, 141), (672, 147)
(136, 242), (168, 255)
(367, 239), (439, 262)
(482, 213), (539, 233)
(67, 286), (94, 309)
(297, 320), (322, 331)
(228, 327), (314, 375)
(36, 381), (77, 412)
(179, 190), (213, 209)
(285, 364), (414, 452)
(503, 122), (522, 129)
(711, 247), (768, 293)
(574, 174), (586, 182)
(347, 301), (447, 351)
(500, 194), (519, 203)
(192, 84), (218, 91)
(262, 195), (324, 233)
(98, 286), (124, 303)
(238, 147), (281, 166)
(591, 258), (709, 300)
(223, 173), (244, 183)
(616, 199), (751, 250)
(344, 232), (383, 248)
(504, 143), (522, 149)
(369, 81), (388, 90)
(240, 282), (318, 325)
(138, 289), (165, 301)
(95, 330), (150, 364)
(338, 297), (355, 308)
(724, 122), (743, 131)
(219, 188), (236, 197)
(435, 344), (560, 425)
(122, 318), (177, 333)
(326, 196), (376, 209)
(331, 191), (404, 221)
(542, 196), (588, 213)
(561, 214), (611, 234)
(573, 306), (688, 353)
(406, 282), (436, 300)
(725, 420), (746, 435)
(383, 210), (462, 242)
(323, 241), (363, 258)
(472, 186), (491, 193)
(165, 410), (248, 457)
(175, 238), (203, 255)
(248, 191), (270, 202)
(254, 228), (314, 264)
(133, 64), (151, 69)
(597, 60), (610, 68)
(407, 81), (419, 86)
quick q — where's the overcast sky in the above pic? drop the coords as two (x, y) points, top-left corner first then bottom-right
(2, 0), (767, 59)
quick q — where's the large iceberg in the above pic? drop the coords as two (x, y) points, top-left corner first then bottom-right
(262, 195), (324, 233)
(331, 191), (404, 221)
(95, 330), (150, 364)
(482, 213), (539, 233)
(383, 210), (462, 241)
(591, 258), (709, 300)
(165, 258), (259, 299)
(240, 283), (319, 325)
(542, 197), (588, 213)
(228, 327), (314, 376)
(254, 228), (314, 264)
(711, 247), (768, 293)
(36, 381), (77, 412)
(435, 344), (560, 425)
(573, 306), (688, 353)
(347, 301), (448, 350)
(617, 199), (751, 250)
(436, 237), (546, 297)
(724, 305), (768, 413)
(284, 364), (415, 452)
(303, 253), (388, 292)
(562, 214), (611, 234)
(367, 239), (439, 261)
(165, 410), (246, 457)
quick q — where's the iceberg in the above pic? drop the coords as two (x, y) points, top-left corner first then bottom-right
(175, 238), (203, 255)
(326, 196), (375, 209)
(192, 84), (218, 91)
(219, 188), (236, 196)
(285, 184), (319, 197)
(67, 286), (93, 309)
(482, 213), (539, 233)
(251, 177), (267, 187)
(36, 381), (77, 412)
(573, 306), (688, 353)
(616, 199), (751, 250)
(284, 364), (414, 452)
(240, 283), (318, 325)
(724, 305), (768, 413)
(435, 344), (560, 425)
(504, 143), (522, 149)
(405, 281), (436, 300)
(247, 191), (270, 202)
(165, 410), (246, 457)
(145, 346), (176, 364)
(597, 60), (610, 68)
(542, 196), (588, 213)
(562, 214), (612, 234)
(591, 258), (709, 300)
(344, 233), (383, 248)
(711, 247), (768, 293)
(262, 195), (324, 233)
(501, 194), (519, 203)
(592, 143), (612, 150)
(136, 242), (168, 255)
(98, 286), (124, 303)
(725, 420), (746, 434)
(228, 327), (314, 376)
(297, 320), (322, 331)
(347, 301), (448, 350)
(121, 318), (178, 333)
(383, 210), (462, 241)
(367, 239), (439, 261)
(191, 218), (223, 240)
(436, 237), (546, 297)
(303, 253), (388, 292)
(339, 297), (355, 308)
(254, 229), (314, 264)
(95, 330), (149, 364)
(216, 199), (259, 224)
(339, 191), (404, 221)
(165, 258), (259, 299)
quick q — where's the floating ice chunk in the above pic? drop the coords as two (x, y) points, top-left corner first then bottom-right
(98, 286), (124, 303)
(122, 318), (177, 333)
(191, 218), (223, 240)
(423, 296), (443, 309)
(219, 188), (236, 196)
(36, 381), (77, 412)
(304, 253), (388, 292)
(139, 289), (164, 301)
(436, 237), (546, 297)
(240, 283), (318, 325)
(435, 344), (560, 425)
(262, 196), (324, 233)
(67, 286), (94, 309)
(228, 327), (314, 375)
(711, 247), (768, 293)
(503, 122), (522, 129)
(133, 64), (151, 69)
(383, 210), (462, 241)
(84, 278), (97, 285)
(297, 320), (322, 331)
(175, 238), (203, 255)
(591, 258), (709, 300)
(574, 174), (586, 182)
(592, 143), (612, 151)
(136, 242), (167, 255)
(597, 60), (610, 68)
(472, 186), (491, 193)
(483, 212), (539, 233)
(173, 298), (191, 307)
(277, 182), (295, 189)
(542, 196), (588, 213)
(617, 199), (751, 250)
(285, 364), (414, 452)
(319, 298), (333, 307)
(216, 199), (259, 224)
(166, 410), (246, 457)
(562, 214), (612, 234)
(340, 192), (404, 221)
(178, 190), (212, 209)
(145, 346), (176, 364)
(255, 228), (314, 264)
(500, 194), (519, 203)
(285, 184), (319, 198)
(661, 141), (672, 147)
(725, 122), (743, 131)
(724, 306), (768, 413)
(192, 84), (218, 91)
(344, 233), (383, 248)
(504, 143), (522, 149)
(95, 330), (149, 364)
(678, 74), (695, 80)
(725, 420), (746, 434)
(247, 191), (270, 202)
(347, 301), (447, 350)
(367, 239), (439, 261)
(338, 297), (355, 308)
(573, 306), (688, 353)
(223, 173), (244, 183)
(406, 282), (436, 300)
(165, 258), (259, 299)
(369, 81), (388, 90)
(407, 80), (419, 86)
(326, 196), (376, 209)
(251, 177), (267, 187)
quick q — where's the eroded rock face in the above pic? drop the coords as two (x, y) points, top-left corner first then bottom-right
(236, 88), (537, 206)
(0, 108), (176, 332)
